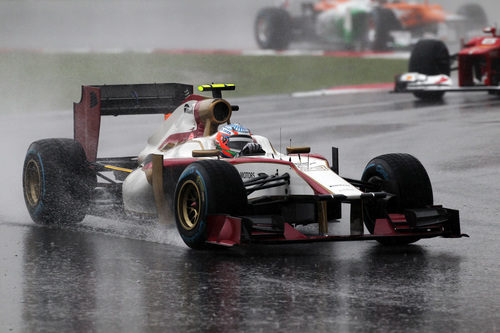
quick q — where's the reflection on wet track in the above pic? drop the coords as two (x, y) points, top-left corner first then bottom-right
(15, 225), (467, 332)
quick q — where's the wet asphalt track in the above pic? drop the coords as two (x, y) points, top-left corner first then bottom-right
(2, 89), (500, 332)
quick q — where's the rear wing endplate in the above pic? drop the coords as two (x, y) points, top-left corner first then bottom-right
(74, 83), (193, 162)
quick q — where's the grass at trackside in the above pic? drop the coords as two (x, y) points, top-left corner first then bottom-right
(0, 52), (407, 113)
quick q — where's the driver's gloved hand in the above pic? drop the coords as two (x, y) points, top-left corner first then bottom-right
(240, 143), (265, 156)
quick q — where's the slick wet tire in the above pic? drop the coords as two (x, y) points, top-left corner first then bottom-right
(371, 7), (401, 51)
(409, 39), (451, 101)
(174, 160), (247, 249)
(254, 7), (292, 50)
(361, 153), (433, 245)
(23, 138), (95, 225)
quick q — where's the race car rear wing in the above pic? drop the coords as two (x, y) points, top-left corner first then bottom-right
(74, 83), (193, 162)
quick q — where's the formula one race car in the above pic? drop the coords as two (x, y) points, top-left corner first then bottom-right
(254, 0), (486, 51)
(22, 83), (464, 249)
(395, 26), (500, 100)
(379, 1), (486, 49)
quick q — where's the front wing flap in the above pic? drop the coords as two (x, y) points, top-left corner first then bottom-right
(394, 72), (500, 94)
(204, 204), (466, 247)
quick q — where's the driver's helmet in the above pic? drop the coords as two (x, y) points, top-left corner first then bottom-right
(215, 123), (253, 158)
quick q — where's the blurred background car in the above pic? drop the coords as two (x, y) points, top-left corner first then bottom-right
(254, 0), (488, 51)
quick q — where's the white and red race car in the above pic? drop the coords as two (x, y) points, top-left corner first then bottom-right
(23, 83), (464, 249)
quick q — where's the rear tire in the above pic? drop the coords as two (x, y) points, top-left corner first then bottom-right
(23, 138), (95, 225)
(371, 7), (401, 51)
(361, 153), (433, 245)
(174, 160), (247, 249)
(409, 39), (450, 101)
(254, 7), (292, 50)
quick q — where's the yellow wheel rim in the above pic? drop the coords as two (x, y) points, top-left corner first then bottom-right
(177, 180), (202, 231)
(24, 159), (42, 207)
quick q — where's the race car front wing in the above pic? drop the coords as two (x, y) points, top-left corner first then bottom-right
(204, 198), (465, 247)
(394, 73), (500, 94)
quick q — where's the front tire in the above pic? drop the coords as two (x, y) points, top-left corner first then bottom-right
(23, 138), (95, 225)
(254, 7), (292, 50)
(174, 160), (247, 249)
(361, 153), (433, 245)
(409, 39), (450, 101)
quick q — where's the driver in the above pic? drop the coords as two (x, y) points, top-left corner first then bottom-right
(215, 124), (264, 158)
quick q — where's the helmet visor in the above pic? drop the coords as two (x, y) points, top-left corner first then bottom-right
(227, 135), (254, 153)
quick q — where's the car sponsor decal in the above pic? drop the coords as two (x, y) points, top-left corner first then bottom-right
(239, 171), (256, 179)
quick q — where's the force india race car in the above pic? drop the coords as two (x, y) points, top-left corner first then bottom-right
(395, 26), (500, 100)
(254, 0), (486, 51)
(22, 83), (464, 249)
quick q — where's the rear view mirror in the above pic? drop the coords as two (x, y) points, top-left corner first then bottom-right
(483, 27), (497, 36)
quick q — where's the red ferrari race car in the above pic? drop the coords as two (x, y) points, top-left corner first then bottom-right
(395, 26), (500, 100)
(22, 83), (464, 249)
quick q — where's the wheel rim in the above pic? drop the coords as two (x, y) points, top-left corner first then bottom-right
(256, 18), (270, 44)
(177, 180), (202, 231)
(24, 159), (41, 207)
